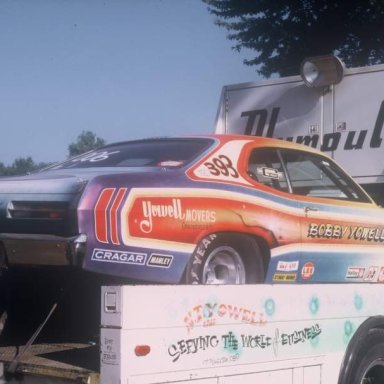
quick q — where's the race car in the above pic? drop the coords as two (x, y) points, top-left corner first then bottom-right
(0, 134), (383, 285)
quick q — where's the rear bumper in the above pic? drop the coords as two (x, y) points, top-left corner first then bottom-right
(0, 233), (87, 267)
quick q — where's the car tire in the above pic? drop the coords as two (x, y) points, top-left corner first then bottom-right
(185, 233), (265, 284)
(344, 328), (384, 384)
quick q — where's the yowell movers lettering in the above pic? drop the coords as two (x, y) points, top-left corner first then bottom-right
(140, 198), (216, 234)
(94, 190), (217, 244)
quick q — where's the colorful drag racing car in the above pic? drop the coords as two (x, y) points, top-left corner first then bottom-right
(0, 134), (383, 284)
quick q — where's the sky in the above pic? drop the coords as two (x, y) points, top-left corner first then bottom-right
(0, 0), (260, 165)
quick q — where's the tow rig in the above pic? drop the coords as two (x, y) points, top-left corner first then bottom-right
(2, 57), (384, 383)
(2, 276), (384, 383)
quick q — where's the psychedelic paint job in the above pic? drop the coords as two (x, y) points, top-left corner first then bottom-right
(0, 134), (383, 284)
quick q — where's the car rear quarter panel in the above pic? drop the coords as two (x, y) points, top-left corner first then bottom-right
(77, 169), (302, 283)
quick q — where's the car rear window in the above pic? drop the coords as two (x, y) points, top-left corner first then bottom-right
(50, 138), (213, 169)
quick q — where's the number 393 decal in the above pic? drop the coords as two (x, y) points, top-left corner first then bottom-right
(204, 154), (239, 178)
(187, 140), (252, 186)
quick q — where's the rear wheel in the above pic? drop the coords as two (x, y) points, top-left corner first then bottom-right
(185, 233), (265, 284)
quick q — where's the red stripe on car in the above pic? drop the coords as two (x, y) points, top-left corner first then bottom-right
(94, 188), (115, 243)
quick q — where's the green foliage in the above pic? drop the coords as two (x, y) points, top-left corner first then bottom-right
(0, 130), (106, 176)
(203, 0), (384, 77)
(0, 157), (51, 176)
(68, 131), (106, 157)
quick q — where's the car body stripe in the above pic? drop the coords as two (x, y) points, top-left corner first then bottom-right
(94, 188), (115, 243)
(271, 243), (384, 258)
(110, 188), (127, 245)
(93, 186), (384, 254)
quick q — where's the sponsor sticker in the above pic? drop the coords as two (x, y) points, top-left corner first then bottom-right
(276, 260), (299, 272)
(301, 262), (315, 280)
(364, 266), (379, 282)
(346, 267), (365, 279)
(257, 167), (282, 180)
(378, 267), (384, 283)
(92, 248), (147, 265)
(147, 254), (173, 268)
(273, 273), (297, 282)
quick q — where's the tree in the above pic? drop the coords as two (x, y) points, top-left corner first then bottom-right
(11, 157), (36, 175)
(0, 131), (105, 176)
(0, 157), (51, 176)
(203, 0), (384, 77)
(0, 162), (6, 176)
(68, 131), (106, 157)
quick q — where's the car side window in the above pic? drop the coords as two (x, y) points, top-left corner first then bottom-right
(280, 149), (370, 202)
(248, 147), (371, 203)
(247, 149), (289, 192)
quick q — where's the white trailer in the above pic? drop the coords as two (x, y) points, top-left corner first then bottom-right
(100, 283), (384, 384)
(2, 283), (384, 384)
(214, 57), (384, 203)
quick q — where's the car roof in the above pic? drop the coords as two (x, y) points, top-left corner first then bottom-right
(98, 134), (327, 157)
(199, 134), (333, 159)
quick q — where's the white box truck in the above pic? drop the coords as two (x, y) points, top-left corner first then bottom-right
(100, 283), (384, 384)
(4, 283), (384, 384)
(214, 57), (384, 204)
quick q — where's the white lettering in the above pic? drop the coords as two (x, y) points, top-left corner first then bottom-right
(91, 249), (146, 265)
(140, 199), (185, 233)
(139, 199), (216, 233)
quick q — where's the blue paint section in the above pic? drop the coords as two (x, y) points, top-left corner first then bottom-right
(199, 181), (383, 221)
(83, 246), (189, 283)
(267, 245), (384, 283)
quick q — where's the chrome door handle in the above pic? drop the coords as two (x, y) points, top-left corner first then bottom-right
(304, 206), (318, 213)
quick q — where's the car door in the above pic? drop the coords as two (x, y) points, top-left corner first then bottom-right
(247, 147), (303, 283)
(279, 148), (384, 283)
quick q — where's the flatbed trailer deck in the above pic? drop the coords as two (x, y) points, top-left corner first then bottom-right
(0, 343), (99, 383)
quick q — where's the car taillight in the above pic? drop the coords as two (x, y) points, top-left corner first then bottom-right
(7, 201), (68, 219)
